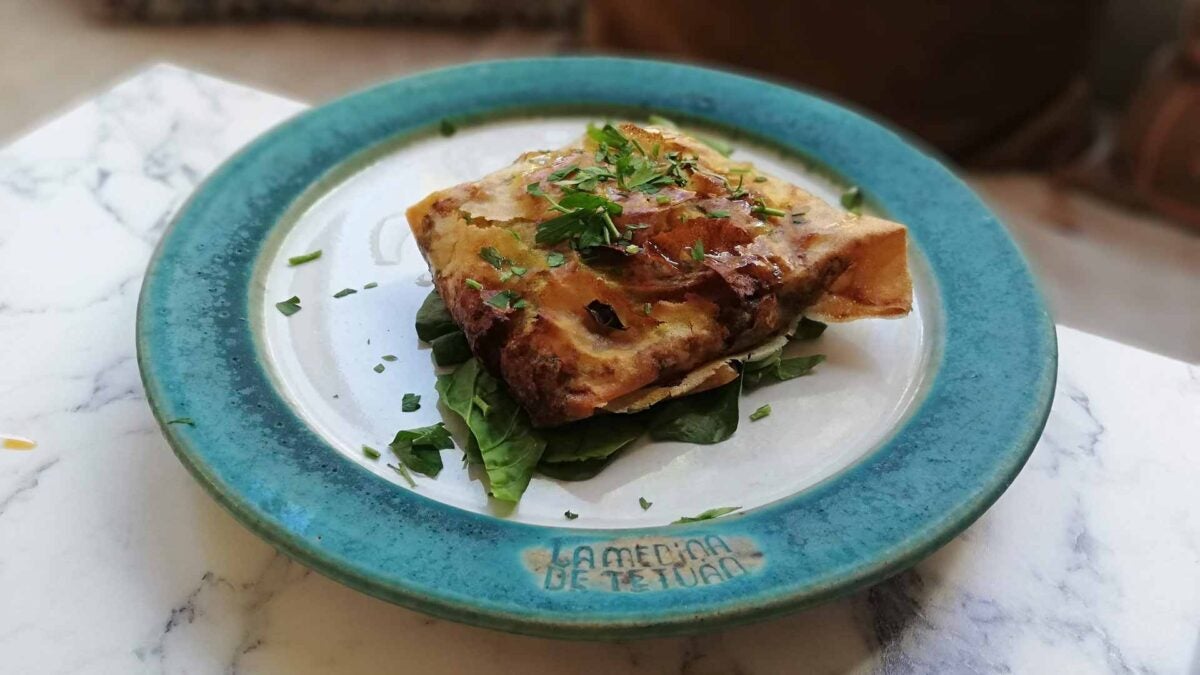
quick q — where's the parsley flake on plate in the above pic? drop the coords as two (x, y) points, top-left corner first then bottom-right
(287, 250), (322, 266)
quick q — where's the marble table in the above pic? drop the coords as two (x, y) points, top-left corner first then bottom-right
(2, 64), (1197, 675)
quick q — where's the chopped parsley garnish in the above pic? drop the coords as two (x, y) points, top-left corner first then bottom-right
(698, 134), (734, 157)
(691, 239), (705, 262)
(546, 251), (566, 267)
(564, 510), (579, 520)
(750, 404), (771, 421)
(486, 290), (523, 310)
(362, 445), (381, 459)
(382, 354), (398, 362)
(655, 194), (671, 205)
(754, 175), (768, 183)
(332, 288), (357, 299)
(639, 497), (653, 510)
(479, 247), (507, 268)
(705, 210), (731, 218)
(546, 163), (579, 182)
(674, 506), (741, 524)
(643, 302), (652, 315)
(439, 119), (456, 137)
(840, 186), (863, 212)
(402, 393), (421, 412)
(166, 417), (195, 427)
(751, 201), (787, 218)
(510, 265), (527, 276)
(498, 269), (514, 282)
(287, 250), (322, 266)
(465, 278), (484, 291)
(624, 244), (642, 254)
(363, 282), (379, 289)
(275, 296), (301, 316)
(388, 463), (416, 487)
(532, 191), (624, 249)
(373, 364), (385, 373)
(729, 174), (748, 199)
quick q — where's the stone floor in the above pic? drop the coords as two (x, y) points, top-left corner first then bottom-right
(3, 2), (1197, 363)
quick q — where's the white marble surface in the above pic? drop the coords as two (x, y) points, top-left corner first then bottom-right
(1, 64), (1198, 675)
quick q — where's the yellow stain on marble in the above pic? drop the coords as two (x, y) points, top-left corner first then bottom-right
(2, 435), (37, 450)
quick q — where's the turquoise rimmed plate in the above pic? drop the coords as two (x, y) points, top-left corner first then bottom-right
(137, 57), (1056, 639)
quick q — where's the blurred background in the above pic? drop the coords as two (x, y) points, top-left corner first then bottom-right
(2, 0), (1196, 361)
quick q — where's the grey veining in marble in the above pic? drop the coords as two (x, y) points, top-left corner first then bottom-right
(1, 64), (1198, 675)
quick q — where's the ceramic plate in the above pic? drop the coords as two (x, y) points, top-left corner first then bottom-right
(137, 58), (1056, 639)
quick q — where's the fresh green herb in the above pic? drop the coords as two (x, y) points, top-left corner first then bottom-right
(749, 404), (772, 421)
(166, 417), (195, 427)
(510, 266), (527, 277)
(275, 296), (302, 316)
(624, 244), (642, 255)
(729, 174), (748, 200)
(674, 506), (741, 524)
(333, 288), (357, 299)
(655, 194), (671, 205)
(465, 278), (484, 291)
(505, 228), (522, 242)
(479, 247), (507, 269)
(643, 302), (652, 315)
(287, 250), (322, 266)
(546, 251), (566, 267)
(546, 163), (579, 182)
(435, 359), (546, 502)
(485, 289), (523, 310)
(564, 511), (579, 520)
(639, 497), (653, 510)
(363, 282), (379, 289)
(415, 290), (458, 342)
(430, 330), (471, 367)
(743, 352), (825, 388)
(498, 269), (514, 282)
(751, 201), (787, 218)
(793, 317), (828, 341)
(439, 119), (456, 137)
(753, 175), (768, 183)
(382, 354), (398, 362)
(362, 445), (381, 459)
(585, 299), (625, 330)
(389, 422), (454, 477)
(705, 210), (731, 218)
(373, 364), (385, 373)
(840, 186), (863, 213)
(513, 298), (529, 309)
(691, 239), (705, 262)
(533, 191), (624, 250)
(649, 376), (741, 444)
(388, 463), (416, 487)
(402, 393), (421, 412)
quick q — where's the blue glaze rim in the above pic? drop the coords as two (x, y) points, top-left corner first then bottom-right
(137, 57), (1056, 639)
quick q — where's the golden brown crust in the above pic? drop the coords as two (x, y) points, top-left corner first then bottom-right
(407, 123), (912, 426)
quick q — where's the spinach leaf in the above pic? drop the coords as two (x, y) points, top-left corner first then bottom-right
(388, 422), (454, 478)
(430, 330), (471, 367)
(648, 376), (741, 444)
(674, 506), (741, 524)
(540, 414), (645, 463)
(793, 317), (827, 340)
(415, 290), (459, 342)
(744, 351), (824, 388)
(537, 457), (611, 481)
(435, 359), (546, 502)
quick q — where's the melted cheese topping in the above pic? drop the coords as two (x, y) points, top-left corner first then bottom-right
(408, 123), (911, 426)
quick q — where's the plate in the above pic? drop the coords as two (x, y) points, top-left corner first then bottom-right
(137, 58), (1056, 639)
